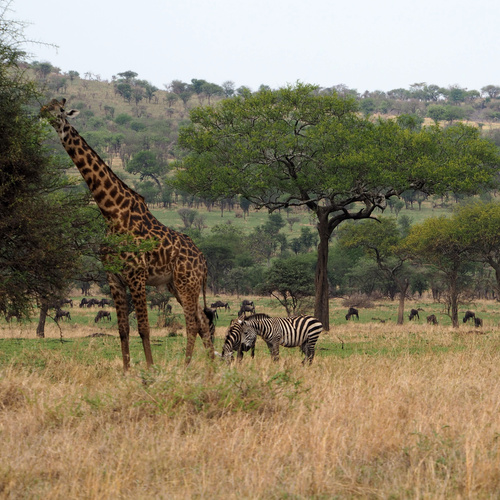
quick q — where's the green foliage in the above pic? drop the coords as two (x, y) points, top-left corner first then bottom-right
(114, 113), (133, 126)
(139, 366), (306, 416)
(402, 214), (479, 326)
(101, 233), (159, 274)
(0, 10), (103, 319)
(126, 150), (167, 187)
(258, 255), (315, 314)
(338, 217), (401, 259)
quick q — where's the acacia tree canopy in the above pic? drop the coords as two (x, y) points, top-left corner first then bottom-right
(174, 83), (500, 328)
(337, 217), (413, 324)
(449, 201), (500, 298)
(401, 216), (476, 327)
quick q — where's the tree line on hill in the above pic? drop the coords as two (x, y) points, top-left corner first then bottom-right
(28, 61), (500, 226)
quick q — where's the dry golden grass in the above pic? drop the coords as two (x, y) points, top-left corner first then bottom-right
(0, 313), (499, 499)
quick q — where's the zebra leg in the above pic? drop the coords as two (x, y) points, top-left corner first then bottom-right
(302, 341), (316, 365)
(237, 344), (244, 362)
(266, 341), (279, 362)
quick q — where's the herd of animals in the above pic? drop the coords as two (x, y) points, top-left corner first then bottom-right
(38, 98), (487, 371)
(45, 296), (484, 366)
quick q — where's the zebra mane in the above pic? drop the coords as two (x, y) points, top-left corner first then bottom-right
(244, 313), (270, 322)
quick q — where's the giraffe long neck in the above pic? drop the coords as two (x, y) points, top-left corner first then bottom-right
(56, 119), (143, 231)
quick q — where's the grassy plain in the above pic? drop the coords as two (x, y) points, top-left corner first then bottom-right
(1, 297), (499, 498)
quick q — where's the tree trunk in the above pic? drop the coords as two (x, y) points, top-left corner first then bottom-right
(36, 303), (48, 338)
(397, 279), (409, 325)
(488, 259), (500, 301)
(450, 271), (459, 328)
(314, 219), (331, 330)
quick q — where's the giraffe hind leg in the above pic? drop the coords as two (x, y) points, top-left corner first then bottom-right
(107, 273), (132, 372)
(128, 277), (154, 369)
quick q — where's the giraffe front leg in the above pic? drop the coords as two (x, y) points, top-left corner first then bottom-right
(107, 273), (131, 372)
(184, 307), (198, 365)
(128, 276), (154, 369)
(182, 303), (214, 365)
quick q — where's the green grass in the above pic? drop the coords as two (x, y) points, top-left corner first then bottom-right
(0, 319), (495, 371)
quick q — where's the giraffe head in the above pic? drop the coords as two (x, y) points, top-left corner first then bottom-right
(40, 98), (80, 134)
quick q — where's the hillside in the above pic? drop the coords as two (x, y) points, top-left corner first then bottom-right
(33, 65), (499, 245)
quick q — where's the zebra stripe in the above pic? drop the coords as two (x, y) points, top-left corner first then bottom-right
(221, 315), (264, 363)
(239, 314), (323, 364)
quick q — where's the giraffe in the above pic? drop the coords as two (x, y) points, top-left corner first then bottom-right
(41, 98), (214, 370)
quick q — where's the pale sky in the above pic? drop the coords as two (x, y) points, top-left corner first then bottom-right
(10, 0), (500, 93)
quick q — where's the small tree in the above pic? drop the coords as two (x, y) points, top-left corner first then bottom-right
(402, 216), (475, 327)
(126, 150), (167, 189)
(258, 256), (315, 315)
(338, 217), (413, 324)
(177, 208), (198, 229)
(450, 201), (500, 299)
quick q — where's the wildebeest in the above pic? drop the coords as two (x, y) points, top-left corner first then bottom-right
(79, 297), (89, 308)
(203, 307), (217, 344)
(345, 307), (359, 321)
(211, 300), (230, 311)
(474, 317), (483, 327)
(238, 300), (255, 316)
(95, 310), (111, 322)
(204, 306), (219, 322)
(5, 311), (21, 322)
(98, 298), (111, 307)
(55, 309), (71, 322)
(50, 298), (73, 309)
(463, 310), (475, 323)
(409, 308), (420, 321)
(150, 296), (170, 311)
(85, 298), (100, 308)
(426, 314), (438, 325)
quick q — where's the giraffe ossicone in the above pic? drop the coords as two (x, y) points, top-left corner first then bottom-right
(41, 98), (214, 370)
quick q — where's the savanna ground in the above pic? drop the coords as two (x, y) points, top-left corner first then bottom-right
(0, 296), (499, 499)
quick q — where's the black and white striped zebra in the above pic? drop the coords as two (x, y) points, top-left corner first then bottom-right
(221, 315), (262, 363)
(238, 313), (323, 364)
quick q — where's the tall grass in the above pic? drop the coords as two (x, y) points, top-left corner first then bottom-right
(0, 318), (499, 498)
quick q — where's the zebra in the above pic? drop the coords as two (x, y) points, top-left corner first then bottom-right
(239, 313), (323, 365)
(221, 315), (261, 363)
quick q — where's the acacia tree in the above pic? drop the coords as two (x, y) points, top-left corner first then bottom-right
(126, 150), (167, 189)
(450, 201), (500, 298)
(174, 83), (500, 328)
(402, 216), (476, 327)
(258, 256), (315, 315)
(337, 217), (414, 324)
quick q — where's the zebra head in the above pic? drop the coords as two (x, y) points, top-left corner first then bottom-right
(238, 316), (261, 348)
(221, 319), (243, 363)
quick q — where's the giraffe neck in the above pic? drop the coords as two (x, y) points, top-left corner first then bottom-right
(55, 119), (145, 231)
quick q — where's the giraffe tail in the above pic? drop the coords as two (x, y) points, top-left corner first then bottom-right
(201, 272), (208, 310)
